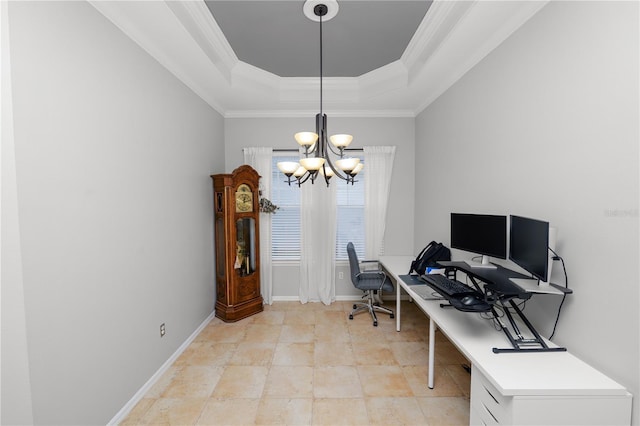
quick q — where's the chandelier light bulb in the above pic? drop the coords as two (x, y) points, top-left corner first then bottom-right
(277, 161), (301, 175)
(294, 166), (307, 177)
(329, 134), (353, 148)
(320, 165), (335, 177)
(294, 132), (319, 146)
(300, 157), (325, 171)
(351, 162), (364, 175)
(335, 157), (360, 173)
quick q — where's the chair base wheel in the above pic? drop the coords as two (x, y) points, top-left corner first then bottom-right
(390, 313), (395, 319)
(349, 314), (354, 320)
(353, 304), (357, 309)
(373, 321), (378, 326)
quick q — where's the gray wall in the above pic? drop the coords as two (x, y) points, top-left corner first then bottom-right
(3, 2), (224, 424)
(415, 1), (638, 422)
(225, 117), (416, 298)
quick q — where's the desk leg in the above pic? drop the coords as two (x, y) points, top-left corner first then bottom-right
(428, 318), (435, 389)
(396, 281), (401, 332)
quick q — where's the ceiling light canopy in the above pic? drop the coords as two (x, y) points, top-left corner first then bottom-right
(277, 0), (361, 187)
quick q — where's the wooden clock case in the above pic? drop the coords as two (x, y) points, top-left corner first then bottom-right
(211, 165), (263, 322)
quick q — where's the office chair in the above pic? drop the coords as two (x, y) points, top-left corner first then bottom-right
(346, 242), (394, 326)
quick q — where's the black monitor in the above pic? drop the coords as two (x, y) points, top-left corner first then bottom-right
(509, 215), (549, 282)
(450, 213), (507, 269)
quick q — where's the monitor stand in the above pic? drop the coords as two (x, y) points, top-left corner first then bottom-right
(463, 255), (497, 269)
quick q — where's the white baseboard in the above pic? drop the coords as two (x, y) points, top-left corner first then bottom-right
(107, 311), (216, 425)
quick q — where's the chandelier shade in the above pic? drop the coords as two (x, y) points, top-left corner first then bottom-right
(277, 0), (362, 187)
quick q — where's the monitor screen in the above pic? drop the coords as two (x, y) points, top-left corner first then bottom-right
(450, 213), (507, 267)
(509, 215), (549, 282)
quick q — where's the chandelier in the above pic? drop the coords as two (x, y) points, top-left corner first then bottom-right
(277, 0), (363, 187)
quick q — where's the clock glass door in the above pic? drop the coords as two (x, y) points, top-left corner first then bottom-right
(235, 217), (256, 277)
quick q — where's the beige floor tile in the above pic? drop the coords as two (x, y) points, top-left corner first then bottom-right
(315, 310), (349, 324)
(255, 398), (313, 425)
(444, 364), (471, 397)
(315, 322), (350, 342)
(347, 321), (388, 342)
(435, 339), (470, 365)
(197, 398), (260, 425)
(128, 301), (474, 425)
(244, 324), (282, 343)
(145, 366), (183, 398)
(352, 340), (397, 366)
(251, 310), (285, 325)
(358, 365), (413, 397)
(389, 340), (430, 365)
(211, 366), (268, 398)
(417, 396), (470, 425)
(162, 366), (223, 399)
(279, 324), (315, 343)
(138, 397), (207, 425)
(119, 398), (155, 425)
(283, 309), (317, 325)
(314, 341), (355, 366)
(402, 365), (466, 397)
(263, 365), (313, 398)
(384, 327), (426, 342)
(174, 342), (237, 367)
(196, 324), (247, 343)
(365, 397), (428, 425)
(272, 342), (314, 366)
(314, 365), (363, 398)
(312, 398), (369, 425)
(228, 342), (275, 366)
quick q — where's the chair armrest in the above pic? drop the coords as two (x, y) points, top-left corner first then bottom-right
(355, 270), (385, 279)
(359, 259), (381, 271)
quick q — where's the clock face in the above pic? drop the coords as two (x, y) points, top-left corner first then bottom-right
(235, 184), (253, 213)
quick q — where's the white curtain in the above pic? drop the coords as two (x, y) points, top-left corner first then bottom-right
(243, 147), (273, 305)
(364, 146), (396, 260)
(299, 177), (336, 305)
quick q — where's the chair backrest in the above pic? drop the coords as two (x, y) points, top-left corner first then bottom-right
(346, 242), (361, 284)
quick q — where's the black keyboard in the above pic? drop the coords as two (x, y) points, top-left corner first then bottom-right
(420, 274), (477, 297)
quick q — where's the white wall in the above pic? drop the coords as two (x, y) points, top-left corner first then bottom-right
(415, 1), (638, 422)
(3, 2), (224, 424)
(225, 116), (415, 298)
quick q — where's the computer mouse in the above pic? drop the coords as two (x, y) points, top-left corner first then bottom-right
(461, 296), (477, 306)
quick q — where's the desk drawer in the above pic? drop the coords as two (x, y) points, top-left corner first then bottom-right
(471, 366), (512, 425)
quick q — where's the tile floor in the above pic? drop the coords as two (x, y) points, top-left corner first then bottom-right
(121, 300), (471, 425)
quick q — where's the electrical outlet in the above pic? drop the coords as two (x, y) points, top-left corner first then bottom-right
(160, 323), (166, 337)
(338, 271), (344, 280)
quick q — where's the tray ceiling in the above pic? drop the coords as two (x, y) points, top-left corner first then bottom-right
(89, 0), (549, 117)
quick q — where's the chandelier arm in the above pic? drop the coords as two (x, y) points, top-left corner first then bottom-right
(326, 143), (343, 157)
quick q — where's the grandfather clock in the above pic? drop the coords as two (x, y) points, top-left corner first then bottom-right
(211, 165), (263, 322)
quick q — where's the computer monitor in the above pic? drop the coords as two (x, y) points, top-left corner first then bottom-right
(509, 215), (549, 282)
(450, 213), (507, 269)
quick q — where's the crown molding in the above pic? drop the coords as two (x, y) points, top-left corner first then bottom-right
(411, 0), (550, 115)
(224, 109), (416, 119)
(90, 0), (550, 117)
(165, 1), (238, 83)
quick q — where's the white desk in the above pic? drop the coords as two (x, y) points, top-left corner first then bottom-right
(380, 255), (632, 425)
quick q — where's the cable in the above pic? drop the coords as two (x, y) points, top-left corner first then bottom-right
(548, 247), (568, 340)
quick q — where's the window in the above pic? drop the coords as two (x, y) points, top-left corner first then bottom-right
(271, 155), (301, 261)
(270, 154), (365, 262)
